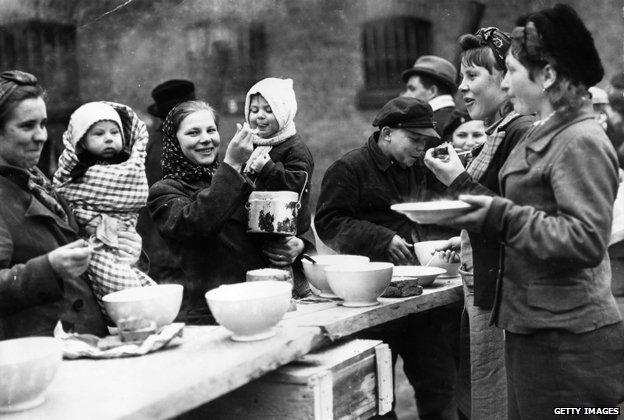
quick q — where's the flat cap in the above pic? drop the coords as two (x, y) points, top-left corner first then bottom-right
(401, 55), (458, 92)
(373, 97), (440, 139)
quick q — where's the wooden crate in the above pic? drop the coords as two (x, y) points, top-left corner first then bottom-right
(196, 339), (393, 419)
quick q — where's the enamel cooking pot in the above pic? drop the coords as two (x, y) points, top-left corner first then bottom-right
(246, 191), (300, 235)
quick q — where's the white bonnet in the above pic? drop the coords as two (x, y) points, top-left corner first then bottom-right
(68, 102), (124, 147)
(244, 78), (297, 131)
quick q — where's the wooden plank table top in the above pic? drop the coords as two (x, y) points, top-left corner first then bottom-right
(3, 326), (323, 420)
(3, 278), (462, 420)
(283, 277), (463, 340)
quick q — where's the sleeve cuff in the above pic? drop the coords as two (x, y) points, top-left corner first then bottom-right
(482, 196), (509, 242)
(30, 254), (65, 299)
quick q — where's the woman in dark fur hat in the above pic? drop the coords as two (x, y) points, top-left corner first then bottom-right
(437, 4), (624, 418)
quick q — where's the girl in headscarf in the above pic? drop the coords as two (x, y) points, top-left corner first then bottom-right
(434, 4), (624, 417)
(54, 102), (155, 323)
(243, 77), (314, 296)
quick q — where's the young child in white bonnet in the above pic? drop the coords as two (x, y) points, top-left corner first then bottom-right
(243, 77), (314, 297)
(54, 101), (155, 323)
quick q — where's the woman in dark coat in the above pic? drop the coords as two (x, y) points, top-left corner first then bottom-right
(441, 5), (624, 418)
(148, 100), (311, 324)
(0, 70), (140, 339)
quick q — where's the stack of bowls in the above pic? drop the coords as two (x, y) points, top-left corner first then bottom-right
(302, 255), (370, 297)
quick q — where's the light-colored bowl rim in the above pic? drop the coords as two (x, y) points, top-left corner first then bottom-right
(323, 261), (394, 273)
(301, 254), (370, 266)
(102, 284), (183, 303)
(205, 280), (292, 302)
(391, 200), (471, 212)
(0, 337), (62, 367)
(392, 265), (446, 278)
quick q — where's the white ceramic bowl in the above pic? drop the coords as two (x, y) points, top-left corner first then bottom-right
(301, 255), (370, 297)
(205, 280), (292, 341)
(0, 337), (63, 413)
(103, 284), (183, 328)
(393, 265), (447, 287)
(413, 240), (460, 277)
(324, 262), (393, 307)
(391, 200), (472, 224)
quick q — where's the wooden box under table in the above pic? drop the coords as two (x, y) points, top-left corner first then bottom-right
(199, 339), (393, 420)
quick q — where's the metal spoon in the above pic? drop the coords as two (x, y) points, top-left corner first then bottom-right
(302, 254), (317, 264)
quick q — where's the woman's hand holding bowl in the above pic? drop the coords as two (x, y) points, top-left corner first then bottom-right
(424, 143), (466, 186)
(47, 239), (93, 280)
(262, 236), (304, 266)
(437, 194), (493, 232)
(223, 122), (254, 171)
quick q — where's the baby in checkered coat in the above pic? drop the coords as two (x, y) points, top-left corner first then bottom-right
(54, 102), (155, 324)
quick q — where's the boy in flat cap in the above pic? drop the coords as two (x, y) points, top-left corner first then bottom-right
(315, 96), (460, 420)
(402, 55), (459, 143)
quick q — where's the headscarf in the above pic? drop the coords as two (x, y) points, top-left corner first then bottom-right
(243, 78), (297, 173)
(474, 27), (511, 70)
(161, 106), (220, 184)
(68, 102), (125, 148)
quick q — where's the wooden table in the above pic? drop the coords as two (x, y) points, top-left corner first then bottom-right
(282, 277), (463, 340)
(3, 278), (462, 420)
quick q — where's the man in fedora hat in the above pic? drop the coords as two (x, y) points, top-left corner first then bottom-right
(402, 55), (459, 142)
(137, 79), (196, 284)
(316, 97), (460, 420)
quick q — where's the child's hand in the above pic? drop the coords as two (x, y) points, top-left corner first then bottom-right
(249, 152), (270, 173)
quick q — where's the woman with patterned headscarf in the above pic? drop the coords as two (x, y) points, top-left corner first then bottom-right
(147, 100), (311, 324)
(434, 4), (624, 417)
(424, 26), (534, 419)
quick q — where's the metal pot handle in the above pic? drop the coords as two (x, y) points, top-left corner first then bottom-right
(291, 170), (309, 209)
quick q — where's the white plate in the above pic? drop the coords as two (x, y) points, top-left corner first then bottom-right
(392, 265), (446, 287)
(391, 200), (472, 224)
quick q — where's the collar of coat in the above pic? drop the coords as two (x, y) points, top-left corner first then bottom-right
(429, 94), (455, 112)
(368, 132), (393, 172)
(524, 100), (595, 153)
(0, 164), (32, 189)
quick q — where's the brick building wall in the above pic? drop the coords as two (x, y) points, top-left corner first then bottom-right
(0, 0), (622, 203)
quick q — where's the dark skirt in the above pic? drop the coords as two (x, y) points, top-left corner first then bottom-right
(506, 321), (624, 419)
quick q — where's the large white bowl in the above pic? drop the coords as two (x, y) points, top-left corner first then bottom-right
(103, 284), (183, 328)
(205, 281), (292, 341)
(413, 240), (460, 277)
(301, 254), (370, 297)
(391, 200), (471, 224)
(0, 337), (63, 413)
(324, 262), (394, 307)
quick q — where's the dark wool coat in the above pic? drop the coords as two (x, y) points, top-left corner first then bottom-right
(0, 166), (107, 339)
(447, 114), (534, 308)
(315, 133), (454, 261)
(148, 162), (313, 324)
(484, 103), (622, 333)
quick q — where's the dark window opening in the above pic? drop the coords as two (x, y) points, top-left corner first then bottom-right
(0, 21), (79, 177)
(358, 16), (431, 109)
(186, 20), (266, 116)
